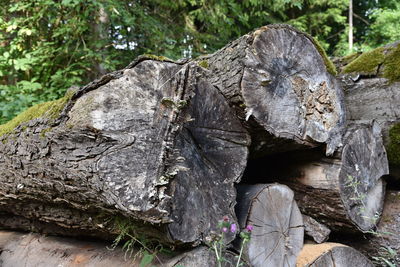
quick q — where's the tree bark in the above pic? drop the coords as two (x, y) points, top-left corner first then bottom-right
(342, 76), (400, 181)
(0, 24), (351, 246)
(336, 42), (400, 182)
(303, 215), (330, 244)
(234, 184), (304, 267)
(270, 123), (389, 232)
(201, 24), (346, 156)
(296, 243), (373, 267)
(0, 58), (250, 245)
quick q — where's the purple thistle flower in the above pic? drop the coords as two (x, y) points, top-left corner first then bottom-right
(230, 223), (237, 233)
(246, 225), (254, 232)
(222, 227), (228, 233)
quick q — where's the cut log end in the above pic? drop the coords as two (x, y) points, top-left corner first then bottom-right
(0, 60), (249, 245)
(296, 243), (374, 267)
(276, 123), (389, 233)
(241, 26), (345, 154)
(235, 184), (304, 267)
(339, 123), (389, 231)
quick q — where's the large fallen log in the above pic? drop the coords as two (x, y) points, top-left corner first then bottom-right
(0, 60), (250, 245)
(0, 230), (244, 267)
(0, 24), (348, 246)
(248, 123), (389, 232)
(296, 243), (374, 267)
(0, 231), (152, 267)
(201, 24), (346, 156)
(337, 42), (400, 181)
(235, 184), (304, 267)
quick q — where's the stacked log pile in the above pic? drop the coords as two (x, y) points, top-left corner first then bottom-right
(0, 24), (397, 266)
(334, 42), (400, 265)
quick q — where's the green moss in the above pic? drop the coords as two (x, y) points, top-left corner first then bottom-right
(341, 52), (361, 65)
(260, 80), (271, 86)
(387, 123), (400, 166)
(143, 54), (172, 62)
(309, 37), (337, 76)
(0, 90), (74, 138)
(198, 60), (209, 69)
(343, 47), (386, 74)
(39, 127), (53, 138)
(343, 44), (400, 82)
(382, 44), (400, 82)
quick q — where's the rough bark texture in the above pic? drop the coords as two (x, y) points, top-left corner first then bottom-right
(336, 42), (400, 182)
(235, 184), (304, 267)
(202, 24), (346, 156)
(303, 215), (330, 244)
(296, 243), (373, 267)
(0, 59), (249, 245)
(269, 123), (388, 232)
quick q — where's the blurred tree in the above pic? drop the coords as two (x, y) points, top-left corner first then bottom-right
(0, 0), (399, 124)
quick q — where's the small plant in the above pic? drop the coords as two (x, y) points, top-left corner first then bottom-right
(109, 216), (167, 267)
(372, 246), (399, 267)
(346, 175), (398, 266)
(207, 216), (252, 267)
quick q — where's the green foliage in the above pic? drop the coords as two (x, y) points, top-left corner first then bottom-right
(365, 2), (400, 48)
(208, 216), (252, 267)
(387, 123), (400, 166)
(346, 175), (398, 266)
(110, 216), (172, 266)
(1, 0), (400, 125)
(372, 246), (398, 267)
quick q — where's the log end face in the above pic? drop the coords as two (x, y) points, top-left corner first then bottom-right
(167, 66), (249, 244)
(297, 243), (374, 267)
(339, 124), (389, 231)
(236, 184), (304, 267)
(241, 26), (345, 152)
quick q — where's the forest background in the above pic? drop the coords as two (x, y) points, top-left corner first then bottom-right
(1, 0), (399, 124)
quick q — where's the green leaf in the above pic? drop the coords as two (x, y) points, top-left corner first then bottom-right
(139, 251), (154, 267)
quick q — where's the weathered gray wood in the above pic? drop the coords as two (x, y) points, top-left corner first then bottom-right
(303, 215), (330, 244)
(273, 123), (388, 232)
(354, 190), (400, 266)
(201, 24), (346, 156)
(0, 230), (250, 267)
(337, 43), (400, 182)
(296, 243), (374, 267)
(0, 59), (249, 245)
(235, 184), (304, 267)
(0, 230), (162, 267)
(166, 246), (250, 267)
(342, 77), (400, 182)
